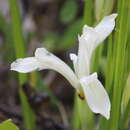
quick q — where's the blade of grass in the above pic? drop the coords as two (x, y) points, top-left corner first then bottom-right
(104, 0), (115, 15)
(99, 0), (129, 129)
(92, 0), (115, 73)
(91, 0), (105, 73)
(120, 100), (130, 130)
(110, 0), (129, 129)
(105, 34), (114, 93)
(0, 14), (14, 62)
(83, 0), (94, 26)
(100, 0), (129, 129)
(99, 35), (114, 130)
(9, 0), (36, 130)
(95, 0), (105, 22)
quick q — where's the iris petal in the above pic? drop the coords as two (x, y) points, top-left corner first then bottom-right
(11, 48), (79, 90)
(80, 73), (111, 119)
(94, 13), (117, 45)
(77, 14), (117, 78)
(11, 57), (42, 73)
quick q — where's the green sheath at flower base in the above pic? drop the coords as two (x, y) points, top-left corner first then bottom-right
(10, 14), (117, 119)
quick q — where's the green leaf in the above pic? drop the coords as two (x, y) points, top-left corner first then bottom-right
(60, 0), (78, 24)
(0, 119), (19, 130)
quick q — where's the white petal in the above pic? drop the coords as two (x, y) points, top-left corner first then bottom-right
(10, 57), (42, 73)
(69, 53), (78, 75)
(94, 13), (117, 45)
(77, 29), (98, 78)
(83, 25), (94, 35)
(35, 48), (79, 90)
(35, 47), (50, 57)
(77, 14), (117, 78)
(80, 73), (111, 119)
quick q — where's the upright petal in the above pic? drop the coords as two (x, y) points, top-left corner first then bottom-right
(80, 73), (111, 119)
(94, 13), (117, 45)
(77, 14), (117, 78)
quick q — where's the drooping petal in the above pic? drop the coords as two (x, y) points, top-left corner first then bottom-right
(10, 57), (43, 73)
(94, 13), (117, 45)
(35, 48), (79, 90)
(80, 73), (111, 119)
(11, 48), (79, 90)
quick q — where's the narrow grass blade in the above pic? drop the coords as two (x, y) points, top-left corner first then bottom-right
(9, 0), (36, 130)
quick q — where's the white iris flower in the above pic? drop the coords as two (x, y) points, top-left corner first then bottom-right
(11, 14), (117, 119)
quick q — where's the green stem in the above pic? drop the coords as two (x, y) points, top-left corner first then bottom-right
(9, 0), (36, 130)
